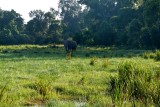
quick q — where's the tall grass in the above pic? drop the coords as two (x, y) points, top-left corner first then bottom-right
(142, 50), (160, 61)
(34, 80), (52, 101)
(109, 61), (160, 106)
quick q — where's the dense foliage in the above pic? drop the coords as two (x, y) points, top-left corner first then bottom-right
(0, 0), (160, 48)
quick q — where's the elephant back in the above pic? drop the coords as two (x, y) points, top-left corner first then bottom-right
(63, 40), (77, 51)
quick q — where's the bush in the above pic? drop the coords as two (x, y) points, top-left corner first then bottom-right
(143, 52), (156, 59)
(102, 60), (109, 68)
(155, 50), (160, 61)
(90, 57), (97, 66)
(143, 52), (150, 59)
(127, 53), (133, 58)
(35, 80), (52, 100)
(45, 51), (51, 54)
(143, 50), (160, 61)
(1, 49), (9, 53)
(109, 61), (160, 106)
(12, 50), (21, 53)
(85, 53), (90, 57)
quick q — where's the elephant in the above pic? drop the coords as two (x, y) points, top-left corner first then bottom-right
(63, 40), (77, 52)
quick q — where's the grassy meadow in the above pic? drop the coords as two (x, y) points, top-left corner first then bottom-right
(0, 45), (160, 107)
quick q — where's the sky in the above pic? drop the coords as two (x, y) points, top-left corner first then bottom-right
(0, 0), (59, 23)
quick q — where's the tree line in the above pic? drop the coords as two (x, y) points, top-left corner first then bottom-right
(0, 0), (160, 49)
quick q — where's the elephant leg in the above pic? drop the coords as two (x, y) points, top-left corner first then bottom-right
(66, 50), (72, 59)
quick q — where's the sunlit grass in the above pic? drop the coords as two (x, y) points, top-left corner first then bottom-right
(0, 45), (159, 106)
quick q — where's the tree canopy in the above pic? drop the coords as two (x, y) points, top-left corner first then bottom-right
(0, 0), (159, 49)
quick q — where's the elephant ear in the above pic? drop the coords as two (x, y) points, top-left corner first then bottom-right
(67, 40), (72, 50)
(63, 40), (68, 51)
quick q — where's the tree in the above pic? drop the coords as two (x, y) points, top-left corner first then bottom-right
(25, 8), (60, 44)
(47, 20), (62, 44)
(0, 9), (24, 44)
(143, 0), (160, 48)
(59, 0), (83, 38)
(127, 19), (143, 48)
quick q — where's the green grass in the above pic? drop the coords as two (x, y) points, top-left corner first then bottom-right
(0, 45), (159, 106)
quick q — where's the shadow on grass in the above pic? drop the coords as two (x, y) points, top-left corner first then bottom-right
(0, 45), (150, 61)
(0, 46), (66, 61)
(75, 48), (148, 58)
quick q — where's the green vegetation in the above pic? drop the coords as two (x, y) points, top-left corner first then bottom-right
(110, 61), (160, 106)
(0, 0), (159, 106)
(0, 0), (160, 49)
(143, 50), (160, 61)
(0, 45), (159, 106)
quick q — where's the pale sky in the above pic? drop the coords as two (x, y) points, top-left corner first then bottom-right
(0, 0), (59, 23)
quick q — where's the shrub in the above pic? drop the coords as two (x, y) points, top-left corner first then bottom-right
(90, 57), (97, 66)
(102, 60), (109, 68)
(35, 80), (52, 100)
(109, 61), (160, 106)
(85, 53), (90, 57)
(155, 50), (160, 61)
(127, 53), (133, 58)
(102, 54), (107, 58)
(109, 76), (124, 106)
(144, 50), (160, 61)
(143, 52), (150, 59)
(12, 50), (20, 53)
(54, 86), (66, 94)
(45, 51), (51, 54)
(1, 49), (9, 53)
(143, 52), (156, 59)
(149, 53), (156, 59)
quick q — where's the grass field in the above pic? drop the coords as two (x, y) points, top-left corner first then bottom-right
(0, 45), (159, 107)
